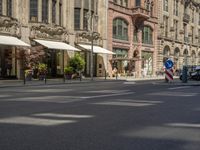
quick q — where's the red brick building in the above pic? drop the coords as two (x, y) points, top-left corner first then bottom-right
(108, 0), (158, 78)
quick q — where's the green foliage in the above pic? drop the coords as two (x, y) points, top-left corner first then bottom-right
(69, 53), (85, 72)
(64, 66), (74, 74)
(25, 69), (32, 77)
(38, 63), (47, 73)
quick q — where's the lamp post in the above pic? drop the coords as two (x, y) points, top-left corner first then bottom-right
(81, 13), (99, 80)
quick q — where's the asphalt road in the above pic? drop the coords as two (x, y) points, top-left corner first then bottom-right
(0, 81), (200, 150)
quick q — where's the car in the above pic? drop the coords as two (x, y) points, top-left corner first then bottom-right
(179, 66), (200, 81)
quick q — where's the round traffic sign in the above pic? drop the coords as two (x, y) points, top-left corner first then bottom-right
(164, 59), (174, 69)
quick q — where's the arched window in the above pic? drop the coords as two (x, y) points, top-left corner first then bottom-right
(142, 26), (153, 44)
(163, 45), (170, 63)
(113, 18), (128, 41)
(42, 0), (49, 23)
(30, 0), (38, 22)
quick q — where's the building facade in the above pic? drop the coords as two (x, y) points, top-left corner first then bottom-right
(157, 0), (200, 73)
(0, 0), (109, 79)
(108, 0), (158, 78)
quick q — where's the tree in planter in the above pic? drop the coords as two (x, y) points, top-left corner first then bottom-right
(69, 53), (85, 78)
(37, 63), (47, 80)
(64, 66), (74, 80)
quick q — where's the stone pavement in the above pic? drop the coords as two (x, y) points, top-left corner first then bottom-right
(0, 76), (200, 88)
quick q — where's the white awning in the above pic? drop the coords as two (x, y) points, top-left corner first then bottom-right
(78, 44), (115, 54)
(34, 39), (80, 51)
(0, 35), (30, 47)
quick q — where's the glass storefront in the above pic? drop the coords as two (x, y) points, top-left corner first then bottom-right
(141, 51), (153, 76)
(0, 47), (16, 79)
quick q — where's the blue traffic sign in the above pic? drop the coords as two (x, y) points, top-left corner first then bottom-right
(164, 59), (174, 69)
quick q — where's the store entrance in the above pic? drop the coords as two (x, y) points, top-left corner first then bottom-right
(0, 48), (14, 79)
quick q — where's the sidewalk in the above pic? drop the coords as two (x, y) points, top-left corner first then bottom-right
(0, 76), (200, 88)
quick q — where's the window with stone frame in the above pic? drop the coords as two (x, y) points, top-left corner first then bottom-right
(0, 0), (2, 15)
(145, 0), (150, 11)
(52, 0), (56, 24)
(83, 9), (89, 30)
(183, 23), (187, 42)
(135, 0), (141, 6)
(198, 29), (200, 44)
(191, 26), (194, 43)
(142, 26), (153, 44)
(163, 15), (168, 37)
(163, 0), (168, 12)
(133, 26), (138, 42)
(174, 19), (178, 40)
(7, 0), (12, 17)
(74, 8), (81, 30)
(113, 18), (128, 41)
(124, 0), (128, 7)
(113, 0), (128, 7)
(42, 0), (49, 23)
(173, 0), (178, 16)
(192, 9), (195, 23)
(30, 0), (38, 22)
(199, 13), (200, 25)
(59, 2), (62, 25)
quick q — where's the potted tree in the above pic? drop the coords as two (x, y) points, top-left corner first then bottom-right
(38, 63), (47, 80)
(25, 69), (32, 81)
(64, 66), (74, 80)
(69, 53), (85, 78)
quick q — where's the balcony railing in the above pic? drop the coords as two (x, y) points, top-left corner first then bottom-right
(183, 13), (190, 23)
(131, 7), (150, 20)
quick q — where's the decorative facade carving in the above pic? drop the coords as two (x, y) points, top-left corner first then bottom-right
(30, 23), (69, 42)
(0, 15), (20, 37)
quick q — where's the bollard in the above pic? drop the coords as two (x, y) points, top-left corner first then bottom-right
(182, 66), (188, 83)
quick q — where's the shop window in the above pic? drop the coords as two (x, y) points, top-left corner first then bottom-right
(113, 48), (128, 58)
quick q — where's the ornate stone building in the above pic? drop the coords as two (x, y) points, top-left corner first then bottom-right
(108, 0), (158, 78)
(0, 0), (110, 79)
(157, 0), (200, 72)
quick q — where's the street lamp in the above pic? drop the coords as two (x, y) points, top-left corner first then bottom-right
(81, 12), (100, 80)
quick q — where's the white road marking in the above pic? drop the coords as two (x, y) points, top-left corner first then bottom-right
(93, 101), (154, 107)
(121, 126), (200, 142)
(33, 113), (93, 118)
(149, 92), (198, 97)
(0, 116), (76, 126)
(92, 99), (161, 107)
(123, 82), (136, 84)
(167, 123), (200, 128)
(168, 86), (192, 90)
(82, 92), (135, 99)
